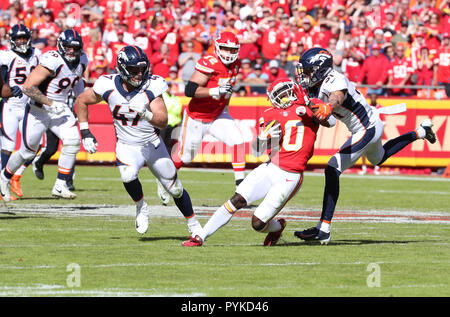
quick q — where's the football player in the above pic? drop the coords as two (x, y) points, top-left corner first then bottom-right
(74, 45), (202, 236)
(294, 47), (437, 244)
(0, 29), (87, 201)
(0, 24), (40, 199)
(182, 78), (335, 247)
(167, 31), (246, 204)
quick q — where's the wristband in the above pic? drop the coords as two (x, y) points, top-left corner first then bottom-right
(79, 122), (89, 130)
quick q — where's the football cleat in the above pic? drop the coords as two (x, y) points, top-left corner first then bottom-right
(156, 179), (170, 205)
(10, 175), (23, 198)
(52, 182), (77, 199)
(0, 171), (11, 202)
(294, 227), (331, 245)
(419, 119), (437, 144)
(32, 159), (44, 180)
(263, 218), (286, 246)
(135, 202), (150, 234)
(182, 235), (203, 247)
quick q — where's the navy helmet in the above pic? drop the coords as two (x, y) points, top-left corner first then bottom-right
(9, 24), (32, 54)
(296, 47), (333, 88)
(116, 45), (149, 87)
(57, 29), (83, 63)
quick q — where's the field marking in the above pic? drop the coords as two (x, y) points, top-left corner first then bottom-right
(2, 204), (450, 224)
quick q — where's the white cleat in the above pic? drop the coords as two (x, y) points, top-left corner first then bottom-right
(419, 119), (437, 144)
(136, 202), (150, 234)
(0, 171), (11, 202)
(156, 179), (170, 205)
(52, 182), (77, 199)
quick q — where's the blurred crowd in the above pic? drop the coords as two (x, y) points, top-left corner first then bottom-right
(0, 0), (449, 97)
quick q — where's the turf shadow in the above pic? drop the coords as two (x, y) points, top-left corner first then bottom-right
(138, 236), (186, 242)
(279, 239), (423, 247)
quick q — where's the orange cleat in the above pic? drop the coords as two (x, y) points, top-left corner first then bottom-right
(0, 194), (17, 201)
(10, 175), (23, 198)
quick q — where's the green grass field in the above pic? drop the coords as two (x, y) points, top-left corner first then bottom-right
(0, 165), (449, 297)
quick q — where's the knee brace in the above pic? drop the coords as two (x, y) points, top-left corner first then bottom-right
(61, 137), (81, 156)
(166, 177), (183, 198)
(119, 165), (138, 183)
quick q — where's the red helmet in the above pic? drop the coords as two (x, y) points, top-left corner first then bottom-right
(214, 31), (240, 65)
(267, 78), (299, 109)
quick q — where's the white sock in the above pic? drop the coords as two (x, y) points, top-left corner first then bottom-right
(260, 219), (282, 233)
(416, 126), (426, 139)
(200, 200), (236, 241)
(15, 164), (27, 176)
(319, 221), (331, 233)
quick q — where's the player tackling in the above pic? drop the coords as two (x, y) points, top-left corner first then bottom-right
(182, 78), (335, 247)
(294, 47), (438, 244)
(75, 45), (202, 236)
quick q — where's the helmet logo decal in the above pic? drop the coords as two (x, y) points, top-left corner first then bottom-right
(310, 53), (331, 65)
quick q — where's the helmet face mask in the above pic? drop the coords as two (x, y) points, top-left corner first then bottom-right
(117, 46), (149, 87)
(9, 24), (31, 54)
(57, 29), (83, 64)
(267, 79), (297, 109)
(296, 48), (333, 88)
(214, 32), (240, 65)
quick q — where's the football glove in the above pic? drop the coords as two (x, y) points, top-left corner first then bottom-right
(311, 102), (333, 121)
(259, 120), (281, 141)
(209, 83), (233, 100)
(11, 86), (23, 98)
(80, 128), (98, 154)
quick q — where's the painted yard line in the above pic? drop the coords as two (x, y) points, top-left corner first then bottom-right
(3, 204), (450, 224)
(1, 260), (446, 271)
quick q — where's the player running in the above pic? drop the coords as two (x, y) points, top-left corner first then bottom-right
(0, 24), (40, 199)
(0, 29), (87, 202)
(166, 31), (246, 204)
(182, 78), (335, 247)
(294, 47), (437, 244)
(75, 45), (202, 236)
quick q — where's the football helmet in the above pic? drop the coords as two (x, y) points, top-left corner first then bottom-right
(116, 45), (150, 87)
(9, 24), (32, 54)
(214, 32), (240, 65)
(296, 47), (333, 88)
(57, 29), (83, 63)
(267, 78), (304, 109)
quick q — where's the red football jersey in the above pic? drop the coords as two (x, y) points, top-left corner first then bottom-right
(434, 47), (450, 84)
(187, 53), (240, 122)
(259, 105), (319, 173)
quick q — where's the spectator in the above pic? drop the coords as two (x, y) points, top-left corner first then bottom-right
(89, 58), (109, 82)
(278, 49), (296, 80)
(391, 20), (410, 47)
(434, 32), (450, 97)
(387, 44), (414, 96)
(161, 81), (183, 155)
(264, 60), (288, 83)
(25, 3), (45, 30)
(180, 12), (207, 54)
(166, 66), (185, 95)
(244, 63), (269, 94)
(342, 36), (365, 83)
(240, 58), (253, 80)
(35, 9), (59, 40)
(204, 14), (222, 55)
(415, 46), (435, 87)
(358, 43), (390, 96)
(107, 29), (127, 71)
(178, 40), (201, 84)
(41, 33), (57, 54)
(260, 16), (285, 61)
(236, 15), (259, 61)
(150, 42), (178, 78)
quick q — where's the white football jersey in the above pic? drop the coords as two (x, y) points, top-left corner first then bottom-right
(313, 69), (379, 134)
(93, 74), (168, 146)
(31, 50), (88, 107)
(0, 48), (40, 107)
